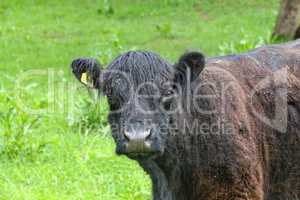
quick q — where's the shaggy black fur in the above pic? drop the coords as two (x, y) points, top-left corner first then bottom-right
(71, 42), (300, 200)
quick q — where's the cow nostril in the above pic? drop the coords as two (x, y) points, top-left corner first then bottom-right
(145, 129), (152, 141)
(123, 130), (131, 141)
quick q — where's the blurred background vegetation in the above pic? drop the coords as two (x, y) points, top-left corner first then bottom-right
(0, 0), (282, 199)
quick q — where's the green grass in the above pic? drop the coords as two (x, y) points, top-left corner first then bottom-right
(0, 0), (280, 199)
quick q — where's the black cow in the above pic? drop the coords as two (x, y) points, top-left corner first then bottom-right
(71, 41), (300, 200)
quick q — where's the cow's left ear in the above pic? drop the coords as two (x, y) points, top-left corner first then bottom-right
(174, 51), (205, 84)
(70, 58), (102, 89)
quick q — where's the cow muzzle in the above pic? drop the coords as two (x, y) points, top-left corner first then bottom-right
(120, 122), (158, 157)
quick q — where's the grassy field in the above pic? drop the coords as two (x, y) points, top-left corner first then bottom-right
(0, 0), (279, 199)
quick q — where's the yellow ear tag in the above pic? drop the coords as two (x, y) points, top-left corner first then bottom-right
(81, 72), (88, 85)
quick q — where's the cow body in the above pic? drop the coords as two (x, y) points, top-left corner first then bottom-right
(71, 40), (300, 200)
(141, 41), (300, 200)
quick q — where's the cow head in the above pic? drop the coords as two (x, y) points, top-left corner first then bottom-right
(71, 51), (205, 159)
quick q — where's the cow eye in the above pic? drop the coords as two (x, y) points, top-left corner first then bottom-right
(161, 89), (175, 111)
(164, 90), (174, 96)
(162, 88), (174, 97)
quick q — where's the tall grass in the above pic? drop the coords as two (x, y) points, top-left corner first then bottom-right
(0, 81), (45, 160)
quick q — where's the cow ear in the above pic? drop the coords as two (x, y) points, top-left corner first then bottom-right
(174, 51), (205, 85)
(70, 58), (102, 89)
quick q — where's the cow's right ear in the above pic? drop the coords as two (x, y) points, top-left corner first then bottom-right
(70, 58), (102, 89)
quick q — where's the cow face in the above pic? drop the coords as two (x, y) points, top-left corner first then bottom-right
(71, 51), (205, 159)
